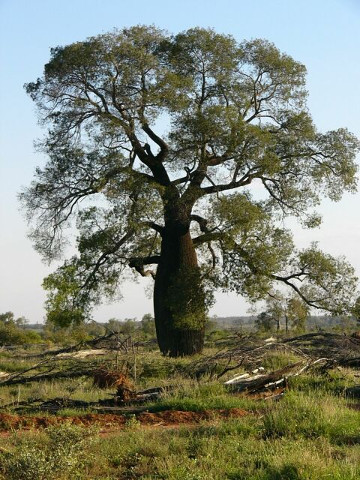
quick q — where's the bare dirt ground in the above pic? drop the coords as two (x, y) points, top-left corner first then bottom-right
(0, 408), (249, 434)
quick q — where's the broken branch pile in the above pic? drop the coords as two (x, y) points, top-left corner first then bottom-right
(189, 333), (360, 379)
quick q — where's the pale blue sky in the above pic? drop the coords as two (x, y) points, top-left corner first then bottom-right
(0, 0), (359, 322)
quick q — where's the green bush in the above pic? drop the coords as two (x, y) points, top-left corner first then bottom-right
(0, 424), (97, 480)
(0, 323), (26, 345)
(0, 324), (42, 346)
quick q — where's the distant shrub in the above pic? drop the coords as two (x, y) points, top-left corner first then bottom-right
(0, 312), (43, 346)
(0, 323), (25, 345)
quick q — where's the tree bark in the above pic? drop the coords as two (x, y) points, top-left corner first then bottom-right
(154, 228), (206, 356)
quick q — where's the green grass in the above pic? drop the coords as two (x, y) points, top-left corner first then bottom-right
(0, 424), (97, 480)
(2, 416), (356, 480)
(260, 351), (303, 371)
(0, 378), (114, 409)
(0, 358), (36, 373)
(262, 390), (360, 444)
(0, 346), (359, 479)
(288, 367), (356, 394)
(145, 381), (263, 413)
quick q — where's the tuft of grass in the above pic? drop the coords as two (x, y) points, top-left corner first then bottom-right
(262, 390), (360, 444)
(145, 381), (263, 413)
(55, 407), (95, 417)
(288, 368), (357, 395)
(261, 351), (303, 371)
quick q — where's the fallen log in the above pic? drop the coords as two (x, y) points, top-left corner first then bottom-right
(344, 386), (360, 398)
(224, 361), (320, 394)
(0, 368), (95, 387)
(226, 372), (287, 393)
(339, 357), (360, 368)
(14, 333), (157, 359)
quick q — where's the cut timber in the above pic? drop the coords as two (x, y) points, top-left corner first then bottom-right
(112, 385), (177, 404)
(225, 362), (306, 394)
(0, 368), (94, 387)
(264, 337), (277, 343)
(224, 373), (250, 385)
(56, 349), (109, 359)
(226, 373), (285, 393)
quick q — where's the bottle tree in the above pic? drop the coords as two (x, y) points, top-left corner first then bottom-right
(22, 26), (359, 356)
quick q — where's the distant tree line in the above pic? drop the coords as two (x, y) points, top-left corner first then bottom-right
(0, 308), (357, 347)
(211, 310), (357, 334)
(0, 311), (156, 346)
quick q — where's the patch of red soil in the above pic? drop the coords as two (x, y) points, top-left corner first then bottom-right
(138, 408), (248, 425)
(0, 413), (126, 430)
(0, 408), (248, 431)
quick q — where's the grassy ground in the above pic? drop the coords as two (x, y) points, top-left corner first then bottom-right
(0, 344), (358, 479)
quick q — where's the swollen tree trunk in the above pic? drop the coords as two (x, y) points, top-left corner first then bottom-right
(154, 227), (206, 357)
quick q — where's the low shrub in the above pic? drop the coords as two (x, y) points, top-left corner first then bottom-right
(0, 424), (97, 480)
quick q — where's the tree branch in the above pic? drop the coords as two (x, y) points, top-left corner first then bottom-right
(193, 232), (223, 246)
(140, 222), (164, 235)
(142, 123), (169, 162)
(271, 274), (327, 311)
(80, 231), (135, 291)
(129, 256), (161, 279)
(190, 214), (210, 233)
(200, 170), (260, 195)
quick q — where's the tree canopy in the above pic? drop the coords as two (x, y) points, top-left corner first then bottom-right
(22, 26), (359, 355)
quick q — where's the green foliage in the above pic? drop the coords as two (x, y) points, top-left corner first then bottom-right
(140, 313), (156, 338)
(255, 293), (309, 333)
(0, 323), (26, 345)
(296, 244), (358, 314)
(0, 312), (28, 328)
(21, 25), (359, 338)
(288, 368), (356, 395)
(206, 329), (230, 345)
(352, 296), (360, 322)
(261, 351), (303, 371)
(105, 317), (137, 335)
(255, 293), (284, 332)
(0, 312), (42, 345)
(167, 266), (208, 330)
(43, 321), (105, 345)
(146, 382), (261, 413)
(255, 311), (278, 333)
(95, 427), (359, 479)
(0, 424), (96, 480)
(43, 266), (87, 328)
(287, 296), (309, 332)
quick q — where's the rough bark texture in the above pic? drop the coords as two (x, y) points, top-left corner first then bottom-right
(154, 228), (206, 356)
